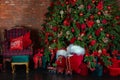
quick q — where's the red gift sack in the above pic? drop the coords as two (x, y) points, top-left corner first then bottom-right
(109, 59), (120, 76)
(79, 62), (88, 76)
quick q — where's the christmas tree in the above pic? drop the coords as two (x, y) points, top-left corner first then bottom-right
(41, 0), (120, 69)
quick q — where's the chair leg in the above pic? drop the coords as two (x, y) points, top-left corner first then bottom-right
(26, 63), (29, 73)
(11, 63), (29, 74)
(11, 64), (15, 74)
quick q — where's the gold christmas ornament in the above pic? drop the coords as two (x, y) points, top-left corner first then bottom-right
(60, 10), (64, 18)
(77, 37), (80, 40)
(60, 10), (64, 15)
(74, 11), (77, 13)
(66, 36), (69, 39)
(81, 33), (85, 37)
(88, 35), (92, 39)
(58, 31), (63, 37)
(50, 25), (53, 29)
(102, 37), (109, 43)
(73, 20), (76, 23)
(84, 19), (87, 21)
(78, 4), (84, 9)
(98, 49), (102, 54)
(66, 31), (70, 35)
(96, 19), (100, 24)
(68, 8), (71, 13)
(77, 37), (83, 41)
(103, 10), (109, 16)
(49, 46), (52, 50)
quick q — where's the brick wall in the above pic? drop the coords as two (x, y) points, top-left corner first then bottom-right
(0, 0), (50, 29)
(0, 0), (120, 30)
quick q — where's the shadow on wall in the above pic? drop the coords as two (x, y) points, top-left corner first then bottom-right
(24, 26), (45, 55)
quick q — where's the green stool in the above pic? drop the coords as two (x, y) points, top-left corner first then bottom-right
(11, 55), (29, 74)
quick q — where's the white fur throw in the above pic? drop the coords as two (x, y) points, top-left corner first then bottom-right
(56, 49), (67, 58)
(67, 44), (85, 55)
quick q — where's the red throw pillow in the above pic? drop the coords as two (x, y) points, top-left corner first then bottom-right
(10, 36), (23, 50)
(23, 32), (32, 48)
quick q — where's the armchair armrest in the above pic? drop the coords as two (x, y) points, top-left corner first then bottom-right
(1, 40), (9, 53)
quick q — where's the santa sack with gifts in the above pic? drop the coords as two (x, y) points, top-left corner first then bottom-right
(55, 49), (67, 74)
(66, 44), (87, 75)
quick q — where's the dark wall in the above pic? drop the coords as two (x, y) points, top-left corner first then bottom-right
(0, 0), (50, 29)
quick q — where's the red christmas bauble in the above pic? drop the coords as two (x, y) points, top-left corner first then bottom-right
(50, 49), (54, 53)
(90, 15), (94, 19)
(52, 26), (58, 32)
(71, 28), (75, 33)
(86, 20), (94, 28)
(95, 29), (101, 36)
(96, 1), (103, 11)
(102, 19), (107, 24)
(70, 0), (77, 6)
(81, 23), (86, 30)
(70, 37), (76, 43)
(45, 32), (50, 36)
(40, 48), (44, 53)
(45, 39), (48, 44)
(93, 51), (98, 56)
(111, 35), (115, 40)
(87, 4), (92, 10)
(97, 11), (101, 15)
(102, 48), (107, 54)
(115, 16), (120, 20)
(88, 35), (92, 39)
(92, 0), (95, 3)
(63, 18), (70, 26)
(73, 0), (77, 1)
(99, 27), (103, 31)
(53, 39), (57, 43)
(107, 6), (111, 10)
(79, 12), (83, 16)
(106, 33), (110, 38)
(90, 40), (96, 46)
(66, 1), (69, 5)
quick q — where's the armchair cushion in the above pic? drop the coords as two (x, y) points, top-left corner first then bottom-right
(12, 55), (29, 62)
(23, 32), (32, 49)
(10, 36), (23, 50)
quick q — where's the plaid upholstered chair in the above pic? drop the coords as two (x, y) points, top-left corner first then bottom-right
(2, 26), (33, 73)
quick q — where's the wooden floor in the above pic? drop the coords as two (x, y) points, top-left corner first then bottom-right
(0, 68), (120, 80)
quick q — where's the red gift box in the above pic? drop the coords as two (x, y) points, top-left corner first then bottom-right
(109, 59), (120, 76)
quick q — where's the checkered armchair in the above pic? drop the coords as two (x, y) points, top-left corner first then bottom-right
(2, 27), (33, 57)
(2, 26), (33, 73)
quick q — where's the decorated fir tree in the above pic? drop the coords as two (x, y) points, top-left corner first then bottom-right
(41, 0), (120, 69)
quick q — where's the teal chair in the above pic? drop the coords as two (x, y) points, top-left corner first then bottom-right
(11, 55), (29, 73)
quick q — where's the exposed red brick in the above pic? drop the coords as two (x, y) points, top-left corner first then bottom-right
(0, 0), (120, 29)
(0, 0), (50, 29)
